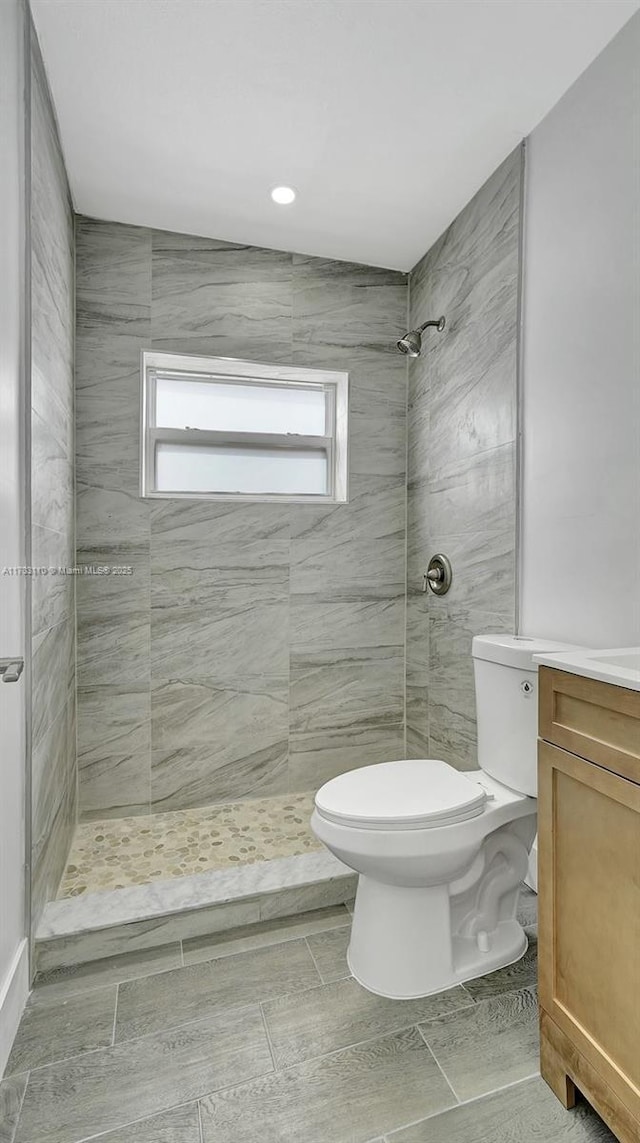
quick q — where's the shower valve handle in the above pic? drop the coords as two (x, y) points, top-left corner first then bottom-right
(423, 555), (453, 596)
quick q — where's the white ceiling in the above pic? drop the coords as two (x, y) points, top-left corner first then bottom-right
(31, 0), (639, 271)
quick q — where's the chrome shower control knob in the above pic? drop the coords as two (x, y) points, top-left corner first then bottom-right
(521, 680), (534, 696)
(424, 554), (452, 596)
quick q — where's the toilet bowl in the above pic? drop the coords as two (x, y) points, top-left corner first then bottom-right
(311, 633), (581, 999)
(313, 761), (536, 998)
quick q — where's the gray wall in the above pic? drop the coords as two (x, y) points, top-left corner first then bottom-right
(0, 0), (29, 1069)
(521, 12), (640, 646)
(75, 221), (407, 818)
(30, 27), (76, 924)
(406, 147), (522, 768)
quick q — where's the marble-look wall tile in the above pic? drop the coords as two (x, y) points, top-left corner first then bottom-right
(76, 219), (408, 817)
(75, 221), (151, 503)
(30, 50), (74, 441)
(406, 147), (522, 766)
(74, 341), (153, 819)
(31, 687), (76, 912)
(77, 685), (151, 820)
(151, 231), (293, 362)
(75, 544), (151, 694)
(31, 618), (74, 753)
(31, 408), (74, 537)
(290, 647), (404, 735)
(76, 217), (151, 306)
(291, 255), (406, 353)
(290, 476), (405, 598)
(290, 594), (405, 654)
(289, 723), (405, 793)
(76, 483), (151, 547)
(428, 608), (514, 770)
(31, 525), (74, 640)
(150, 677), (289, 811)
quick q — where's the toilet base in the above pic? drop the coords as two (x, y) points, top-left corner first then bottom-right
(348, 875), (528, 1000)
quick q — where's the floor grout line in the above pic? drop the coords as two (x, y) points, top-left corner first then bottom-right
(258, 1003), (279, 1072)
(31, 943), (185, 1002)
(111, 984), (119, 1046)
(385, 1070), (543, 1138)
(417, 1023), (463, 1103)
(8, 1070), (30, 1143)
(197, 1098), (205, 1143)
(302, 934), (326, 985)
(71, 1097), (204, 1143)
(181, 913), (352, 969)
(251, 1015), (471, 1076)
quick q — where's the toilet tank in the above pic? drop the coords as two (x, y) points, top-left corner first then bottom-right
(472, 635), (582, 798)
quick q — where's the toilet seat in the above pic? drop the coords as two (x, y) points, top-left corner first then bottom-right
(314, 758), (487, 831)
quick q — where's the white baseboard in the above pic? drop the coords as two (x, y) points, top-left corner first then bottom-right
(0, 939), (29, 1078)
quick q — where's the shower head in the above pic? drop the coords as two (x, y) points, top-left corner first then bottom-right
(396, 316), (445, 357)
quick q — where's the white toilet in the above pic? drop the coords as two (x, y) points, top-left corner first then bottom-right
(311, 634), (577, 1000)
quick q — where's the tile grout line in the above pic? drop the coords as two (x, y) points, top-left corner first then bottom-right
(249, 1013), (475, 1076)
(72, 1097), (204, 1143)
(302, 934), (326, 985)
(181, 908), (351, 968)
(8, 1070), (30, 1143)
(416, 1022), (462, 1104)
(197, 1098), (205, 1143)
(31, 943), (184, 1002)
(385, 1070), (543, 1139)
(21, 959), (480, 1081)
(111, 983), (119, 1045)
(258, 1003), (279, 1073)
(25, 958), (354, 1077)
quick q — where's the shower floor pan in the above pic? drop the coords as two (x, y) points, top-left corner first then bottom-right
(35, 793), (355, 974)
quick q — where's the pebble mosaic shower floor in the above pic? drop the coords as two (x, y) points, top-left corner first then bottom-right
(57, 792), (322, 898)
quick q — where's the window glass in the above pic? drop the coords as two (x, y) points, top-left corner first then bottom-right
(155, 442), (328, 496)
(155, 377), (328, 435)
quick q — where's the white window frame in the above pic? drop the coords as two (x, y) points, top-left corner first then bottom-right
(140, 351), (349, 503)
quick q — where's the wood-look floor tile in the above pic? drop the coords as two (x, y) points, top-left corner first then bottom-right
(517, 886), (538, 928)
(115, 939), (319, 1042)
(76, 1102), (202, 1143)
(464, 928), (538, 1001)
(263, 975), (473, 1068)
(387, 1075), (616, 1141)
(0, 1072), (28, 1143)
(15, 1005), (271, 1143)
(32, 945), (182, 1002)
(200, 1026), (456, 1143)
(419, 987), (539, 1101)
(6, 986), (117, 1074)
(182, 905), (349, 966)
(305, 925), (351, 983)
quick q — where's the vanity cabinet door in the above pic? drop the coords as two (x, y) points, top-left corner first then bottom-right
(538, 740), (640, 1129)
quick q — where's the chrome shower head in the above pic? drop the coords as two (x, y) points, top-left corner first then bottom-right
(396, 315), (445, 356)
(396, 329), (423, 357)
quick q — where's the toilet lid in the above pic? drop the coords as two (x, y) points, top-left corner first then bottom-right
(314, 759), (487, 830)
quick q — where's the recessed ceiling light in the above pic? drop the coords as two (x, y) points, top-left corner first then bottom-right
(271, 185), (296, 205)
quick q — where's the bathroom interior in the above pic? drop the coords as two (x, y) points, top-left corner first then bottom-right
(1, 1), (639, 1141)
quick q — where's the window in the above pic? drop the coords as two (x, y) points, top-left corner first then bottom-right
(140, 352), (348, 502)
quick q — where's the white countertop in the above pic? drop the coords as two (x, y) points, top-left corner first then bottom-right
(534, 647), (640, 692)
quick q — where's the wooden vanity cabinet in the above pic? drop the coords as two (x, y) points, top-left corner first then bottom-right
(537, 667), (640, 1143)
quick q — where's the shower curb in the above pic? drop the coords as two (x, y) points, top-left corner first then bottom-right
(34, 851), (356, 973)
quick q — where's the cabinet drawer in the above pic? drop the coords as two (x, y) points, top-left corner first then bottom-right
(539, 666), (640, 784)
